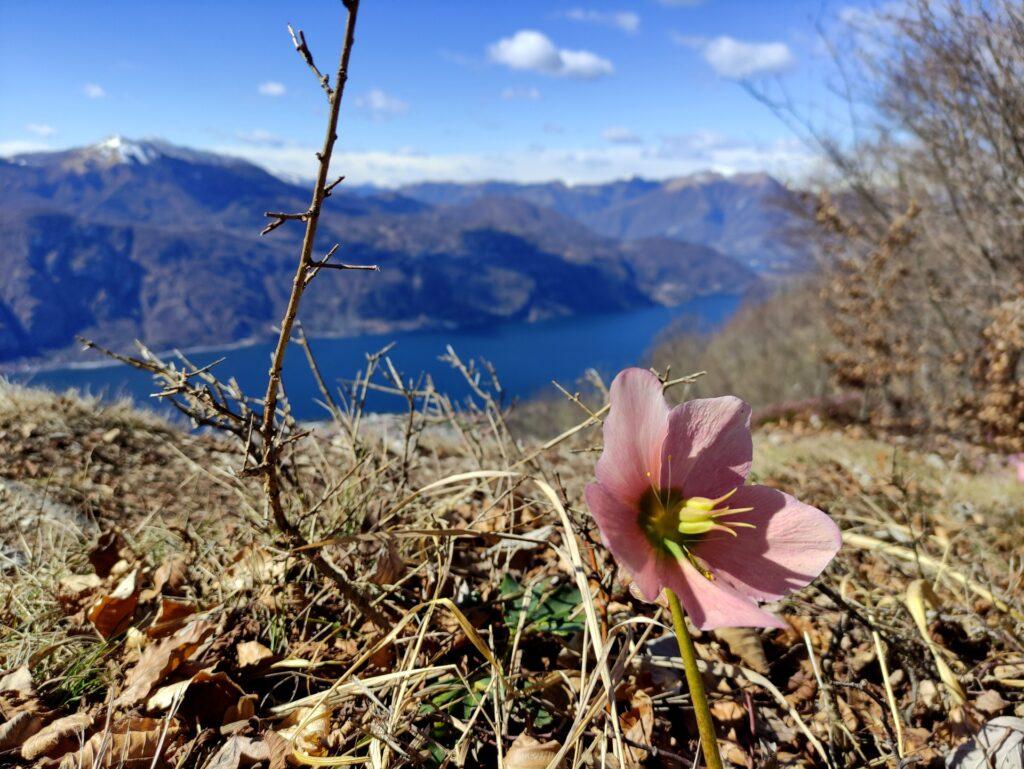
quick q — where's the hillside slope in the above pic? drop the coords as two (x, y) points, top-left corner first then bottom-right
(1, 381), (1021, 767)
(399, 171), (809, 272)
(0, 138), (758, 365)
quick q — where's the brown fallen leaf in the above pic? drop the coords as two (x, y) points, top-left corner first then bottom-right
(21, 712), (92, 761)
(0, 666), (35, 696)
(236, 640), (274, 669)
(146, 597), (196, 638)
(58, 716), (183, 769)
(975, 689), (1008, 717)
(59, 573), (102, 596)
(88, 568), (139, 638)
(370, 537), (405, 585)
(505, 733), (564, 769)
(146, 669), (244, 726)
(117, 619), (215, 708)
(88, 530), (125, 577)
(715, 626), (769, 673)
(278, 703), (331, 762)
(204, 733), (290, 769)
(711, 698), (748, 724)
(140, 558), (188, 602)
(224, 694), (258, 724)
(721, 739), (750, 767)
(0, 710), (45, 750)
(620, 690), (654, 768)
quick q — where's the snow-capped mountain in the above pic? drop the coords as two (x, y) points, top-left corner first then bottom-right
(0, 138), (782, 365)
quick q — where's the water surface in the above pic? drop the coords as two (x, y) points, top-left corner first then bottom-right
(19, 295), (739, 421)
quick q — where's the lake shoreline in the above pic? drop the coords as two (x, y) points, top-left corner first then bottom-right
(15, 295), (742, 420)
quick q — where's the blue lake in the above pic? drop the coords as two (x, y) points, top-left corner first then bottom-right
(17, 295), (740, 421)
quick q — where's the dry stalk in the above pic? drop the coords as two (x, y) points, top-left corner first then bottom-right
(252, 0), (393, 632)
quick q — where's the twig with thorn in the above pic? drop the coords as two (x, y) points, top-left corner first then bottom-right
(288, 24), (331, 95)
(304, 243), (378, 285)
(324, 175), (345, 196)
(261, 210), (309, 236)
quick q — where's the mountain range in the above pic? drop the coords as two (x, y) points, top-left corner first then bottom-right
(0, 137), (807, 367)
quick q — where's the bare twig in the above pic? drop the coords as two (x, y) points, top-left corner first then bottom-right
(288, 24), (331, 95)
(324, 175), (345, 196)
(303, 244), (379, 286)
(261, 210), (309, 236)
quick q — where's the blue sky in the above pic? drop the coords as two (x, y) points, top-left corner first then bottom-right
(0, 0), (878, 185)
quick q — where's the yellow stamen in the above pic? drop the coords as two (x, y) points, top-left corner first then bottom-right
(638, 485), (757, 582)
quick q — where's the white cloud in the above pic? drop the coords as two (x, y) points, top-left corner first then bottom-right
(25, 123), (56, 137)
(678, 35), (795, 78)
(83, 83), (107, 99)
(653, 131), (813, 176)
(488, 30), (614, 79)
(355, 89), (409, 120)
(602, 127), (642, 145)
(0, 139), (53, 156)
(563, 9), (640, 33)
(214, 131), (815, 187)
(501, 86), (541, 101)
(257, 81), (286, 97)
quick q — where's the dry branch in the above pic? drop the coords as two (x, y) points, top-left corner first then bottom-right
(254, 0), (393, 632)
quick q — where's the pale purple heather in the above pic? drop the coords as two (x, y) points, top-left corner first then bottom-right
(585, 368), (842, 629)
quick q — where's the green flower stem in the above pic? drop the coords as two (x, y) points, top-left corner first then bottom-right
(666, 588), (724, 769)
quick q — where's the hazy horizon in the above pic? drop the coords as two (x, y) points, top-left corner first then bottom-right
(3, 132), (798, 189)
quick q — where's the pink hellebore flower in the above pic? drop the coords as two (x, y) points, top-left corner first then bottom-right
(585, 368), (842, 630)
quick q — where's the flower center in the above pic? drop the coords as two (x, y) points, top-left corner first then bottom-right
(637, 486), (754, 578)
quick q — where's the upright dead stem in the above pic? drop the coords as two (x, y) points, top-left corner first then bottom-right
(256, 0), (389, 632)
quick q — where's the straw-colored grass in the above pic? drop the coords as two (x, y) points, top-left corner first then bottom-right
(1, 376), (1022, 768)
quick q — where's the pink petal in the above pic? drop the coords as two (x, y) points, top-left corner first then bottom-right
(584, 482), (658, 591)
(660, 396), (752, 499)
(661, 556), (786, 630)
(693, 485), (841, 602)
(595, 368), (670, 504)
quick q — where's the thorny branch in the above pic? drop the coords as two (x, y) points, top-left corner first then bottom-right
(255, 0), (392, 631)
(84, 1), (389, 632)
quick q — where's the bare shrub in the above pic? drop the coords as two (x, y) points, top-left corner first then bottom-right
(752, 0), (1024, 445)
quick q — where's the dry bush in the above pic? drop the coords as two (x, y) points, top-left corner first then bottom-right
(768, 0), (1024, 445)
(959, 296), (1024, 449)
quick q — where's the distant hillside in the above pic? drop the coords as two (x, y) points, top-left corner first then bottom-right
(396, 172), (809, 273)
(0, 137), (760, 366)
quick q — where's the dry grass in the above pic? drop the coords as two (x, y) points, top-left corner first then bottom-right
(1, 375), (1023, 767)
